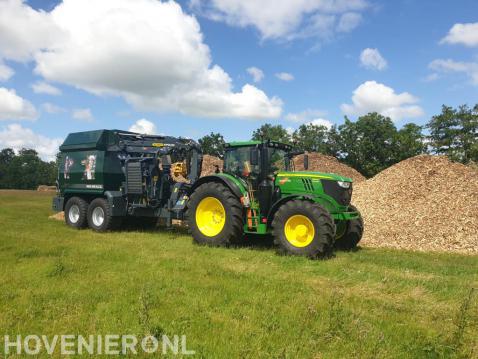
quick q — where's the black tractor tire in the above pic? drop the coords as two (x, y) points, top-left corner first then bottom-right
(87, 198), (121, 232)
(334, 205), (364, 251)
(272, 200), (335, 259)
(64, 196), (88, 229)
(187, 182), (243, 246)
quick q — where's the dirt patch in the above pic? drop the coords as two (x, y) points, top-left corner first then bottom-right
(353, 155), (478, 254)
(293, 153), (366, 183)
(49, 212), (64, 221)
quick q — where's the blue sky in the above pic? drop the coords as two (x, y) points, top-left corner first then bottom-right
(0, 0), (477, 160)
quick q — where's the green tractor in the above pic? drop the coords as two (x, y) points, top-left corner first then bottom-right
(187, 140), (363, 258)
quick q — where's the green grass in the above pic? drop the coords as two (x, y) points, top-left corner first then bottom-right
(0, 190), (477, 358)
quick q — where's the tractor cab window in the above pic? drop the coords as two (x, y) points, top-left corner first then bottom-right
(267, 148), (289, 174)
(224, 147), (260, 178)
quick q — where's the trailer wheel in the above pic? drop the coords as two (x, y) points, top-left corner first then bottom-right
(87, 198), (121, 232)
(334, 205), (364, 250)
(65, 197), (88, 229)
(187, 182), (243, 246)
(272, 200), (335, 259)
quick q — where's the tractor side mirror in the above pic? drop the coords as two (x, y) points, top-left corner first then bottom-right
(250, 149), (259, 166)
(304, 154), (309, 170)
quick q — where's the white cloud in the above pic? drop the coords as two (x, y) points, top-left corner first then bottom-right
(0, 61), (14, 81)
(0, 0), (281, 120)
(359, 48), (387, 71)
(441, 22), (478, 47)
(31, 81), (62, 95)
(246, 66), (264, 83)
(0, 124), (62, 161)
(0, 0), (60, 62)
(275, 72), (294, 81)
(72, 108), (94, 122)
(337, 12), (362, 33)
(285, 109), (327, 122)
(0, 87), (37, 120)
(341, 81), (424, 121)
(190, 0), (369, 41)
(308, 118), (333, 129)
(423, 73), (439, 82)
(129, 119), (157, 134)
(429, 59), (478, 85)
(41, 102), (65, 114)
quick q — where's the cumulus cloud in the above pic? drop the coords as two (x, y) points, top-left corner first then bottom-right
(308, 118), (333, 129)
(129, 119), (157, 134)
(341, 81), (424, 121)
(0, 87), (37, 120)
(285, 109), (327, 122)
(0, 0), (281, 120)
(31, 81), (61, 95)
(0, 61), (14, 81)
(190, 0), (369, 41)
(72, 108), (94, 122)
(441, 22), (478, 47)
(429, 59), (478, 85)
(0, 124), (62, 161)
(360, 48), (387, 71)
(41, 102), (65, 114)
(246, 67), (264, 83)
(275, 72), (294, 81)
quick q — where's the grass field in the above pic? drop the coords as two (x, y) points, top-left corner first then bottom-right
(0, 190), (477, 358)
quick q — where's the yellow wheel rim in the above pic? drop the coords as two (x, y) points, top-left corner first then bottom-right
(195, 197), (226, 237)
(284, 214), (315, 247)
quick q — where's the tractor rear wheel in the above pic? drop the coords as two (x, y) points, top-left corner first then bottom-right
(65, 196), (88, 229)
(334, 205), (363, 250)
(272, 200), (335, 259)
(187, 182), (243, 246)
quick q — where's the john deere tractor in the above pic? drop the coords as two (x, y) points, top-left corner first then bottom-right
(187, 140), (363, 258)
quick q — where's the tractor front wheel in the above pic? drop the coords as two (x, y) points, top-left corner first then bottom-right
(187, 182), (243, 246)
(272, 200), (335, 259)
(334, 205), (364, 251)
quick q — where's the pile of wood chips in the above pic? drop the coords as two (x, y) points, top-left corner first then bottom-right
(200, 154), (223, 177)
(353, 155), (478, 254)
(293, 152), (366, 183)
(37, 185), (56, 192)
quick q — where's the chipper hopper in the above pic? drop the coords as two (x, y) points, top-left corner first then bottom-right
(53, 130), (363, 258)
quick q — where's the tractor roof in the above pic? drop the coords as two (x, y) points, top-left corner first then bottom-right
(226, 141), (293, 150)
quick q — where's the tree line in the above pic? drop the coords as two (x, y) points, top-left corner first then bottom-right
(0, 149), (57, 189)
(199, 104), (478, 178)
(0, 103), (476, 189)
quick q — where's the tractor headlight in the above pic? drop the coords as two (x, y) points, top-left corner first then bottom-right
(337, 181), (351, 189)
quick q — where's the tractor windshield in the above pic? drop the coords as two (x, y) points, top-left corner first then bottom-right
(267, 147), (291, 174)
(224, 147), (260, 178)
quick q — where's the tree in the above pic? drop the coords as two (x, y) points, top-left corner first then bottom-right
(0, 148), (57, 189)
(427, 104), (478, 163)
(395, 123), (428, 161)
(198, 132), (226, 157)
(333, 113), (400, 177)
(251, 123), (291, 143)
(291, 123), (329, 153)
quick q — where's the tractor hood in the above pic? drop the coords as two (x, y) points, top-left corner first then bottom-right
(276, 171), (353, 183)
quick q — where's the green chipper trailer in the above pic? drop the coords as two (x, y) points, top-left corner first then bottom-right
(53, 129), (363, 258)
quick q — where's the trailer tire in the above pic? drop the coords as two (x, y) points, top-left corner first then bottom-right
(272, 200), (335, 259)
(187, 182), (243, 246)
(87, 198), (121, 232)
(65, 196), (88, 229)
(334, 205), (363, 250)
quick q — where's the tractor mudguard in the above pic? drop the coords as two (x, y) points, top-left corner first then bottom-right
(104, 191), (127, 216)
(266, 194), (313, 228)
(189, 175), (246, 199)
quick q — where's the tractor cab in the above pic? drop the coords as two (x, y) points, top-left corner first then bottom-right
(223, 140), (300, 182)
